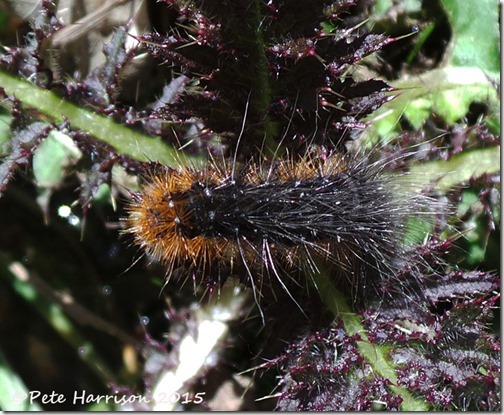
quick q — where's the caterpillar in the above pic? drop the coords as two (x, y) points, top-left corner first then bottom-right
(125, 146), (435, 308)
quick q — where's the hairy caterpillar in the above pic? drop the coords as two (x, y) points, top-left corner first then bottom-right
(126, 147), (433, 306)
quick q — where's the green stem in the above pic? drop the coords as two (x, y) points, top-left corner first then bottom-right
(245, 0), (278, 154)
(0, 70), (183, 166)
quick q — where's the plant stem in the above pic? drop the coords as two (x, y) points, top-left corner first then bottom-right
(312, 270), (429, 411)
(0, 70), (183, 166)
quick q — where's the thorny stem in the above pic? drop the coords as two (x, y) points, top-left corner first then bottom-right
(243, 0), (279, 154)
(199, 0), (279, 154)
(311, 270), (429, 411)
(0, 70), (184, 166)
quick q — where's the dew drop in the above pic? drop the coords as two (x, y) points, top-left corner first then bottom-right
(57, 205), (72, 218)
(102, 285), (112, 295)
(107, 244), (120, 259)
(140, 316), (150, 326)
(68, 214), (81, 226)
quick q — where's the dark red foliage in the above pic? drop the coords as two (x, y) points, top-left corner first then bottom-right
(137, 0), (394, 154)
(0, 1), (61, 87)
(268, 238), (500, 410)
(0, 92), (54, 195)
(65, 27), (137, 108)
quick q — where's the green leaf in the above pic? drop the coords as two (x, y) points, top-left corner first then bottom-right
(32, 130), (82, 188)
(409, 146), (500, 191)
(456, 189), (497, 266)
(0, 349), (43, 411)
(406, 21), (436, 65)
(439, 0), (500, 73)
(374, 0), (422, 15)
(403, 217), (435, 246)
(0, 112), (11, 155)
(366, 67), (499, 140)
